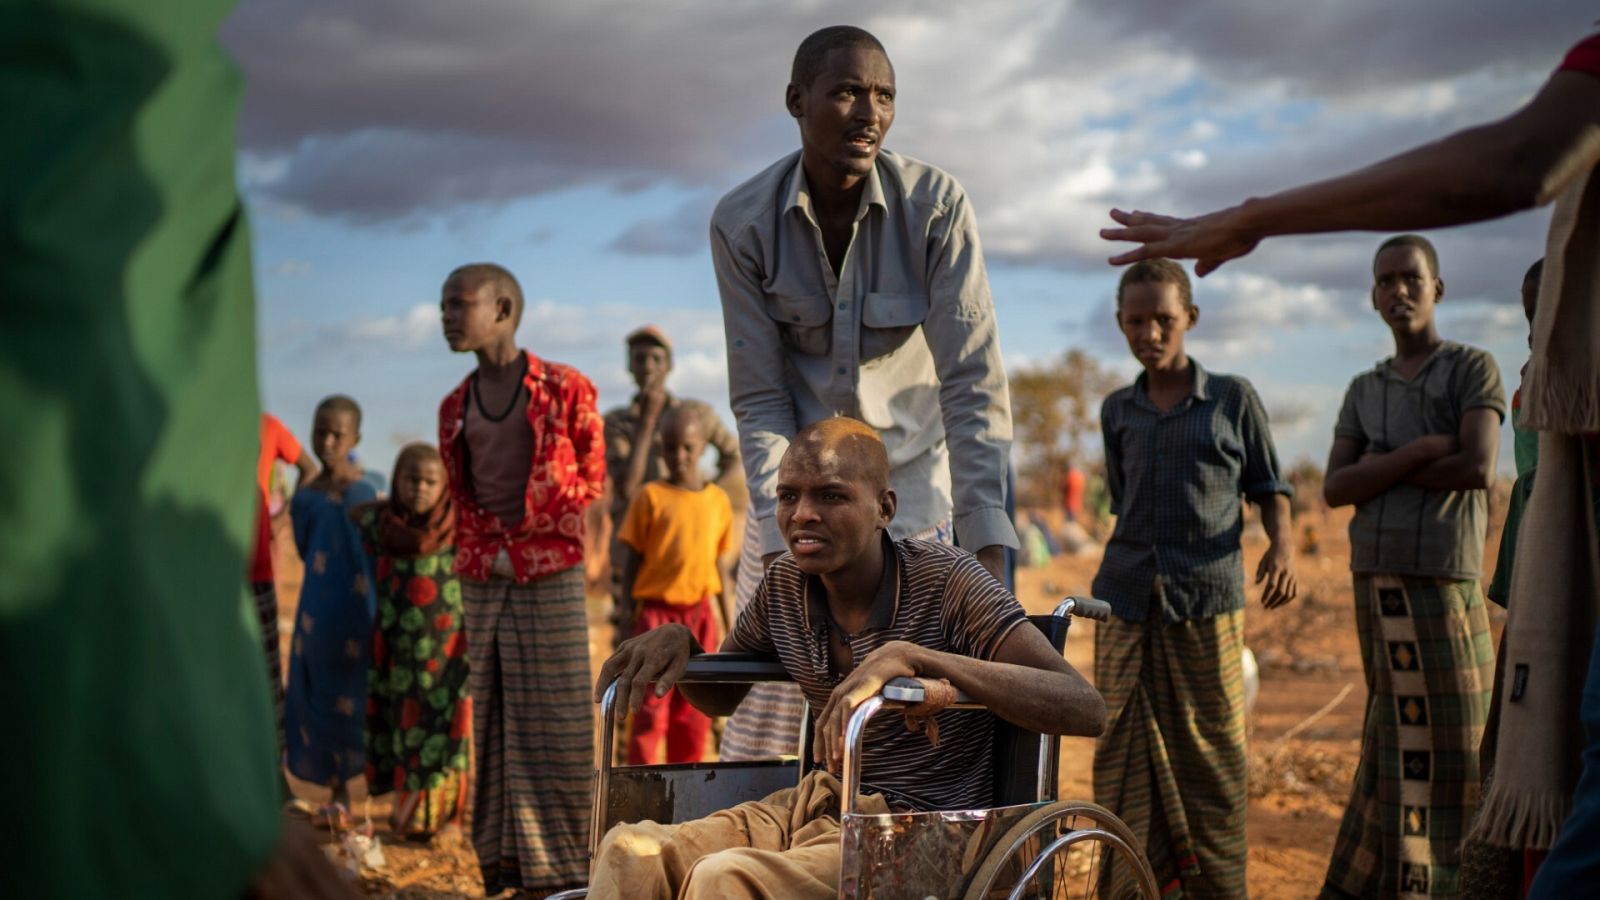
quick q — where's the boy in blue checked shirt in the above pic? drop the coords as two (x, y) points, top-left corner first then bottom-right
(1092, 258), (1297, 899)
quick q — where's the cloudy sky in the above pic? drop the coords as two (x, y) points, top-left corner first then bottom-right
(223, 1), (1589, 478)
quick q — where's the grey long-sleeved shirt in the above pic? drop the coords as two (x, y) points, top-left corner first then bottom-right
(710, 150), (1017, 555)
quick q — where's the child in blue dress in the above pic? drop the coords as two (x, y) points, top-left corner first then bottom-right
(285, 395), (378, 820)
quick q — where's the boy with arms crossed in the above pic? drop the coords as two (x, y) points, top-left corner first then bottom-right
(1320, 236), (1503, 899)
(437, 263), (606, 895)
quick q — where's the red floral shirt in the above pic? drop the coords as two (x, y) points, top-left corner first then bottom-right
(438, 350), (606, 582)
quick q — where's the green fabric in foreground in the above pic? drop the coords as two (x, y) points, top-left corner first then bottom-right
(0, 1), (279, 896)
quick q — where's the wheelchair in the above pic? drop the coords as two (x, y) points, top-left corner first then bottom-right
(550, 597), (1159, 899)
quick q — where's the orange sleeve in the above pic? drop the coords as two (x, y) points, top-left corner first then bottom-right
(275, 419), (302, 464)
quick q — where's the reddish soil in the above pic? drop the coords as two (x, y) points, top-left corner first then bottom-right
(272, 503), (1509, 898)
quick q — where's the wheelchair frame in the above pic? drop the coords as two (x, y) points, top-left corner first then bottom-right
(552, 596), (1159, 900)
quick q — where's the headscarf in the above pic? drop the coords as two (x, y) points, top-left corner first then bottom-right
(369, 443), (456, 558)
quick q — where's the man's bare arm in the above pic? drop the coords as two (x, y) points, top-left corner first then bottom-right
(1253, 492), (1297, 609)
(1103, 71), (1600, 275)
(618, 394), (666, 513)
(1406, 407), (1501, 492)
(812, 627), (1105, 770)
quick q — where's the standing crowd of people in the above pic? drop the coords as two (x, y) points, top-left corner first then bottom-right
(8, 10), (1600, 900)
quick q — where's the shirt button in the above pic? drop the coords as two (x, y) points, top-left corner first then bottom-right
(837, 366), (847, 375)
(838, 302), (849, 311)
(792, 315), (802, 322)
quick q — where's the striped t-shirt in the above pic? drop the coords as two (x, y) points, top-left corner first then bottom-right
(726, 536), (1028, 811)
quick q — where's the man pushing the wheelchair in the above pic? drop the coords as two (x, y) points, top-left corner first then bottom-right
(589, 416), (1106, 899)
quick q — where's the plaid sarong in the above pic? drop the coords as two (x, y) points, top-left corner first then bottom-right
(1321, 575), (1495, 899)
(463, 566), (592, 894)
(718, 517), (953, 761)
(1094, 606), (1248, 899)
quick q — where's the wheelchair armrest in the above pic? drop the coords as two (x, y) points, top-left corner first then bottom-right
(675, 652), (794, 718)
(680, 652), (793, 682)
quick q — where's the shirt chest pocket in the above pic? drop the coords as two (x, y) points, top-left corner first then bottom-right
(861, 291), (929, 361)
(765, 291), (832, 357)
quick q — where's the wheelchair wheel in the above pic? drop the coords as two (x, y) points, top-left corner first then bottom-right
(960, 801), (1159, 900)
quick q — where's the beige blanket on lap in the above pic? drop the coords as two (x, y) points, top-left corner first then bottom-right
(1471, 163), (1600, 849)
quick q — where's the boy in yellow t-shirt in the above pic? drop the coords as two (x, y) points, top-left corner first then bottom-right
(617, 406), (734, 764)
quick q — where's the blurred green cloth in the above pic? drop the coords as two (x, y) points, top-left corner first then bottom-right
(0, 1), (279, 895)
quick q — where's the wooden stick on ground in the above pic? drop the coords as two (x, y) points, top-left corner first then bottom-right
(1267, 682), (1355, 758)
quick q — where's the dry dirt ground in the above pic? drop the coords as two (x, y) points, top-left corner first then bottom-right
(273, 504), (1508, 898)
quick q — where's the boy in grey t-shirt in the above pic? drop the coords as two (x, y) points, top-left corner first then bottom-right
(1319, 235), (1504, 900)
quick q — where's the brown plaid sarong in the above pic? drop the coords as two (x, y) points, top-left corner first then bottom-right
(463, 566), (593, 894)
(1094, 607), (1248, 899)
(1320, 575), (1496, 899)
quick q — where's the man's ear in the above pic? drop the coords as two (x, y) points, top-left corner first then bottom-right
(785, 82), (804, 119)
(496, 295), (514, 322)
(1188, 305), (1200, 327)
(1435, 278), (1445, 303)
(879, 488), (897, 526)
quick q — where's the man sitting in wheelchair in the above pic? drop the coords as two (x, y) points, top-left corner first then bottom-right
(590, 416), (1107, 899)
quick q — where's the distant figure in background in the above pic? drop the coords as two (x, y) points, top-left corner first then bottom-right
(260, 412), (318, 513)
(616, 406), (734, 764)
(285, 395), (379, 824)
(1062, 462), (1086, 524)
(253, 413), (315, 787)
(256, 408), (315, 499)
(250, 485), (287, 786)
(356, 443), (470, 841)
(438, 262), (605, 895)
(603, 325), (739, 632)
(1092, 259), (1297, 898)
(1320, 236), (1502, 898)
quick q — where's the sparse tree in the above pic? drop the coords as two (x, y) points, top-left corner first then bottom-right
(1009, 349), (1120, 511)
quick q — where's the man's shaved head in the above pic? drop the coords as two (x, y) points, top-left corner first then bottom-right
(446, 262), (524, 325)
(785, 416), (889, 491)
(791, 25), (888, 88)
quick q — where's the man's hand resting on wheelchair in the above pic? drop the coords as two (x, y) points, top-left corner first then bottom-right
(593, 623), (700, 716)
(812, 631), (1109, 775)
(813, 640), (921, 772)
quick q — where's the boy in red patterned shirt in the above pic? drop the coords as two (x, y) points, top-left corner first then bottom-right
(437, 262), (604, 896)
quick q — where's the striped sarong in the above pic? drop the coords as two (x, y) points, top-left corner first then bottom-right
(1094, 606), (1248, 899)
(1321, 575), (1495, 900)
(463, 566), (592, 894)
(251, 581), (286, 760)
(718, 517), (952, 761)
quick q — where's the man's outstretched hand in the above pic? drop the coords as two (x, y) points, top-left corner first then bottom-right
(1100, 207), (1259, 276)
(593, 623), (696, 715)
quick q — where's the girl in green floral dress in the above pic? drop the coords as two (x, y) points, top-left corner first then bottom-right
(357, 443), (471, 839)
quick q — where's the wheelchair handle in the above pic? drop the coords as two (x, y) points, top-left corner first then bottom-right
(1054, 595), (1112, 622)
